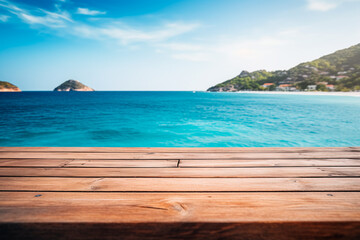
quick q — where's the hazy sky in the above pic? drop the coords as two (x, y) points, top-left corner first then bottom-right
(0, 0), (360, 90)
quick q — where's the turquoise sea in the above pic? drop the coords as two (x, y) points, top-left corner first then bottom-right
(0, 91), (359, 147)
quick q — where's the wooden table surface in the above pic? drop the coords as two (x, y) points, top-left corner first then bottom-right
(0, 147), (359, 240)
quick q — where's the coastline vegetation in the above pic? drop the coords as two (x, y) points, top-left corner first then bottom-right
(0, 81), (18, 89)
(208, 43), (360, 92)
(0, 81), (21, 92)
(53, 80), (94, 91)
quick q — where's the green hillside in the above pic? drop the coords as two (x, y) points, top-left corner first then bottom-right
(0, 81), (20, 90)
(208, 43), (360, 92)
(54, 80), (94, 91)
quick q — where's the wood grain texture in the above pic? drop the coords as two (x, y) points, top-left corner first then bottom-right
(0, 192), (359, 222)
(179, 159), (360, 167)
(2, 222), (360, 240)
(1, 177), (359, 191)
(0, 159), (178, 168)
(1, 192), (360, 239)
(0, 147), (359, 240)
(2, 158), (360, 168)
(0, 167), (359, 177)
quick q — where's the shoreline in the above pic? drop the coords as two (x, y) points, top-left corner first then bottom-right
(1, 90), (360, 97)
(219, 91), (360, 97)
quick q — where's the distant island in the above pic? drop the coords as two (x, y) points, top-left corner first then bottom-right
(208, 43), (360, 92)
(0, 81), (21, 92)
(54, 80), (94, 91)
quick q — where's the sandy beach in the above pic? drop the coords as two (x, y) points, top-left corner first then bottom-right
(232, 91), (360, 97)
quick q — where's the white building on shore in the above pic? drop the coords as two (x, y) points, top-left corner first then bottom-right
(307, 85), (317, 91)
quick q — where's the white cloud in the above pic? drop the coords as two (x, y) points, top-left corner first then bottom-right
(307, 0), (338, 11)
(72, 22), (200, 44)
(0, 0), (304, 65)
(0, 0), (72, 28)
(76, 7), (106, 16)
(18, 10), (72, 28)
(93, 22), (200, 44)
(0, 14), (10, 22)
(306, 0), (359, 11)
(156, 34), (289, 63)
(212, 35), (286, 62)
(0, 0), (199, 44)
(157, 33), (290, 63)
(0, 0), (24, 12)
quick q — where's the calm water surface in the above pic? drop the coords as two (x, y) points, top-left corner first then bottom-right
(0, 91), (359, 147)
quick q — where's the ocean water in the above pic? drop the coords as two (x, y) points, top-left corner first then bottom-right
(0, 91), (359, 147)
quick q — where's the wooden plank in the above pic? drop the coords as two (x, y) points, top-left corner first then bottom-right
(0, 177), (359, 191)
(1, 192), (359, 239)
(180, 159), (360, 167)
(0, 192), (359, 222)
(0, 167), (359, 178)
(65, 159), (178, 168)
(0, 159), (178, 168)
(1, 151), (360, 159)
(2, 222), (360, 240)
(0, 146), (359, 240)
(0, 146), (359, 153)
(0, 159), (69, 167)
(2, 159), (360, 168)
(2, 159), (359, 168)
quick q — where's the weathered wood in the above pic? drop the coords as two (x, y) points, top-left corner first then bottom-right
(1, 177), (359, 191)
(0, 159), (178, 168)
(4, 222), (360, 240)
(1, 192), (360, 239)
(1, 222), (360, 240)
(180, 159), (360, 167)
(0, 167), (359, 177)
(0, 159), (70, 167)
(1, 146), (360, 153)
(1, 151), (359, 159)
(0, 147), (359, 240)
(64, 159), (178, 168)
(0, 192), (359, 222)
(1, 158), (360, 168)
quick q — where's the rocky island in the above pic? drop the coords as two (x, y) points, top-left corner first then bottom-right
(54, 80), (94, 91)
(0, 81), (21, 92)
(208, 43), (360, 92)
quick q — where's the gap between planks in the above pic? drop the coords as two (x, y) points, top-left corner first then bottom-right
(0, 167), (359, 178)
(1, 159), (360, 168)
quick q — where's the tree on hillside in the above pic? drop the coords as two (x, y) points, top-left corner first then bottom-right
(316, 84), (327, 91)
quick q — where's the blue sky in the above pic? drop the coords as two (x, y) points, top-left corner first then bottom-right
(0, 0), (359, 90)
